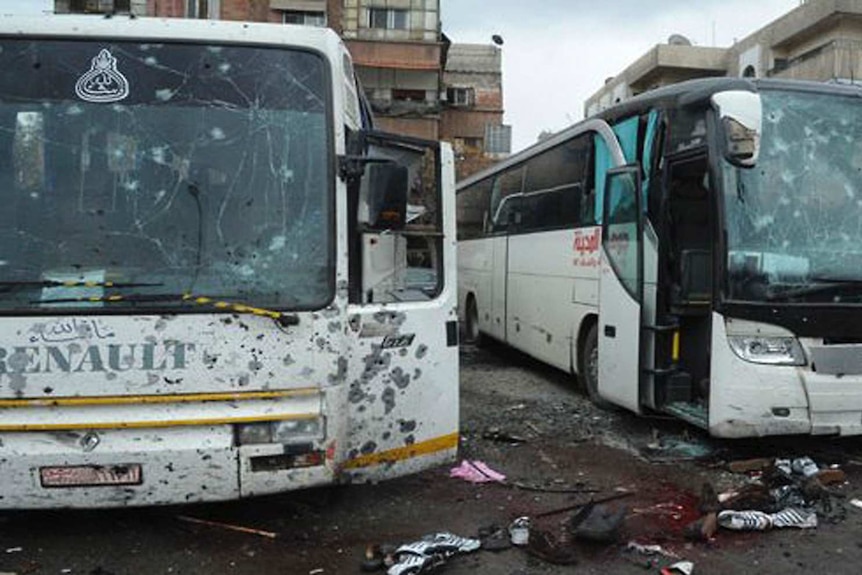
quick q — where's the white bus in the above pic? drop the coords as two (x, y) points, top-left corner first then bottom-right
(0, 15), (458, 508)
(458, 78), (862, 438)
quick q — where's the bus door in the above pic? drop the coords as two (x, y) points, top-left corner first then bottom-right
(598, 165), (643, 411)
(488, 168), (525, 342)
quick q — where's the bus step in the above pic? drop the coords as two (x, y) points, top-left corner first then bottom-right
(662, 402), (708, 429)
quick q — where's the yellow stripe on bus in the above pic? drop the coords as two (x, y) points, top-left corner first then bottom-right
(342, 432), (459, 470)
(0, 389), (319, 408)
(0, 412), (319, 432)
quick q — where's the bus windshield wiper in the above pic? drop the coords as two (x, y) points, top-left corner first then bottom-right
(765, 277), (862, 301)
(34, 292), (300, 327)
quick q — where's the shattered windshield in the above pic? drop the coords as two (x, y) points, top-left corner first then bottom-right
(723, 88), (862, 303)
(0, 40), (332, 312)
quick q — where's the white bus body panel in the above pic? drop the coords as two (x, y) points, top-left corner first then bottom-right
(489, 236), (508, 341)
(711, 313), (862, 437)
(457, 239), (491, 331)
(508, 230), (580, 371)
(597, 250), (641, 412)
(341, 144), (459, 483)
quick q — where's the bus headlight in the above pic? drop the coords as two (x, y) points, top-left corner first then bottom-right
(236, 418), (325, 446)
(272, 418), (323, 443)
(728, 336), (806, 366)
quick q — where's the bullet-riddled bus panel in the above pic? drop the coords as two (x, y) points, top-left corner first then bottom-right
(342, 137), (458, 481)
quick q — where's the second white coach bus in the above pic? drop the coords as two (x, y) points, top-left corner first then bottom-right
(458, 78), (862, 438)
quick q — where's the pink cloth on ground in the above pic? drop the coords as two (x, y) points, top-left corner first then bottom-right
(449, 460), (506, 483)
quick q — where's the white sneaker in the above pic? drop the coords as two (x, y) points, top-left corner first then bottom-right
(717, 510), (773, 531)
(771, 508), (818, 529)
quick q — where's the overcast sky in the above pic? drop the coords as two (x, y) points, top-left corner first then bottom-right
(440, 0), (803, 153)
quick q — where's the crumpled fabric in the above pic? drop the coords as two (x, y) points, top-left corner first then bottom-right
(449, 460), (506, 483)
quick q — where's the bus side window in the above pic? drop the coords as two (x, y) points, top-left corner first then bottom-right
(521, 132), (589, 232)
(488, 165), (524, 234)
(456, 176), (493, 240)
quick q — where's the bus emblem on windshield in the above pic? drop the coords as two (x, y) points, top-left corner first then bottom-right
(75, 49), (130, 103)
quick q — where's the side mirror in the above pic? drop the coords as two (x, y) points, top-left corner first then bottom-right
(364, 162), (409, 231)
(711, 90), (762, 168)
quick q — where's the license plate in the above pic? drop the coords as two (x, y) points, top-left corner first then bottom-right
(39, 464), (142, 488)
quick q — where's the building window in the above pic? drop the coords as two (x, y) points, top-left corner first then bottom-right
(447, 87), (474, 106)
(68, 0), (131, 12)
(392, 89), (426, 102)
(283, 10), (326, 27)
(186, 0), (210, 19)
(369, 8), (408, 30)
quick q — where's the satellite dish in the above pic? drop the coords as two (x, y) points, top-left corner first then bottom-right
(492, 34), (504, 46)
(668, 34), (692, 46)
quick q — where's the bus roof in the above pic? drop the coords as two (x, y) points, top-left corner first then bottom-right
(0, 13), (343, 54)
(458, 76), (862, 190)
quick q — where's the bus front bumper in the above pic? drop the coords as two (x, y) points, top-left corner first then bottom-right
(0, 426), (334, 509)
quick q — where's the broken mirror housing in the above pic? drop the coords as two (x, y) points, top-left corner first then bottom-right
(711, 90), (762, 168)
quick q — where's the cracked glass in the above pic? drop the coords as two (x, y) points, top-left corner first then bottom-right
(723, 89), (862, 303)
(0, 40), (332, 312)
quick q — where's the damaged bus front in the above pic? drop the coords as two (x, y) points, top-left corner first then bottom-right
(0, 15), (458, 508)
(715, 81), (862, 436)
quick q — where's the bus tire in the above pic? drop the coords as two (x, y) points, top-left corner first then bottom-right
(464, 295), (483, 345)
(580, 323), (613, 409)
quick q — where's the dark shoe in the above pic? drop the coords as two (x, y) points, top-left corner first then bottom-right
(525, 529), (578, 565)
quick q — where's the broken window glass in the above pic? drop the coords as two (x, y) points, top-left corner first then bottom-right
(0, 40), (332, 312)
(723, 89), (862, 303)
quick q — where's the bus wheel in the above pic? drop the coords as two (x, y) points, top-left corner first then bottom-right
(464, 296), (482, 345)
(581, 323), (613, 409)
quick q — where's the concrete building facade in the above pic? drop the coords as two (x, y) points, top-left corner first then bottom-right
(441, 43), (508, 180)
(53, 0), (509, 176)
(586, 0), (862, 116)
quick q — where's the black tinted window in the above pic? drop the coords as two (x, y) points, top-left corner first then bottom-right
(519, 135), (590, 232)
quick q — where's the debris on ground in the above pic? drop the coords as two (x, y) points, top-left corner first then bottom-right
(507, 517), (530, 546)
(524, 527), (578, 565)
(448, 460), (506, 484)
(570, 502), (627, 543)
(175, 515), (277, 539)
(622, 541), (686, 571)
(642, 434), (714, 462)
(477, 525), (510, 551)
(481, 427), (528, 445)
(362, 532), (480, 575)
(660, 560), (695, 575)
(711, 455), (849, 534)
(626, 541), (680, 559)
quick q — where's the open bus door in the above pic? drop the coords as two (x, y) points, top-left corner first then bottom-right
(598, 166), (643, 412)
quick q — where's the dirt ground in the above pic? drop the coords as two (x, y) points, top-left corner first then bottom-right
(3, 341), (862, 574)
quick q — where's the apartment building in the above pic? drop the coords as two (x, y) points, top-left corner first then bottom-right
(586, 0), (862, 116)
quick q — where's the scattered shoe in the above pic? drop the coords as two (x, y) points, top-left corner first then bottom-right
(717, 509), (773, 531)
(771, 507), (818, 529)
(386, 532), (481, 575)
(478, 525), (511, 551)
(387, 553), (434, 575)
(525, 529), (578, 565)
